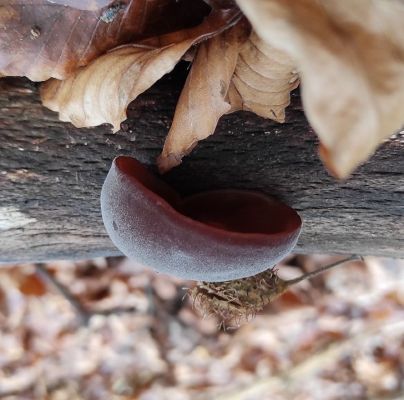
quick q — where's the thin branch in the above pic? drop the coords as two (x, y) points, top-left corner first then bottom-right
(285, 254), (362, 286)
(35, 263), (138, 325)
(35, 263), (90, 324)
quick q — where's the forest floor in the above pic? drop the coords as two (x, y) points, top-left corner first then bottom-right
(0, 254), (403, 400)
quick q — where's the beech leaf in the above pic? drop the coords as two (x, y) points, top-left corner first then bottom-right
(157, 21), (248, 172)
(41, 43), (197, 131)
(0, 0), (211, 81)
(236, 0), (404, 178)
(228, 31), (299, 123)
(158, 25), (298, 172)
(41, 9), (241, 131)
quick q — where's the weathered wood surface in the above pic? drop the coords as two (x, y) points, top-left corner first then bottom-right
(0, 70), (403, 263)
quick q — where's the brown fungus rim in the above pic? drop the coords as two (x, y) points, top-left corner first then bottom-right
(114, 156), (302, 244)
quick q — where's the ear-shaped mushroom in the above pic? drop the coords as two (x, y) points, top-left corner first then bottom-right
(101, 156), (302, 282)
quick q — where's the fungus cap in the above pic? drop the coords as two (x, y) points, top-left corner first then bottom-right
(101, 156), (302, 282)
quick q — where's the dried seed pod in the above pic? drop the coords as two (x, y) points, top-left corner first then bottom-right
(190, 255), (360, 327)
(190, 268), (288, 325)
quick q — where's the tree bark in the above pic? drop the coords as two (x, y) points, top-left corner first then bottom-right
(0, 70), (403, 264)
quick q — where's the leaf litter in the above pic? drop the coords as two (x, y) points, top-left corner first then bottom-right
(0, 255), (403, 399)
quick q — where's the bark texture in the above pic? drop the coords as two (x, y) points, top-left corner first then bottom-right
(0, 70), (403, 263)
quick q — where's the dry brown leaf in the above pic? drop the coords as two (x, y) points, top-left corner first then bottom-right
(228, 31), (299, 123)
(0, 0), (211, 81)
(236, 0), (404, 178)
(41, 43), (195, 131)
(157, 21), (249, 172)
(158, 25), (298, 172)
(41, 9), (241, 131)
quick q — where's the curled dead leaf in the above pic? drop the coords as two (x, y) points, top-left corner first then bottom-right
(41, 43), (196, 131)
(41, 9), (241, 131)
(228, 31), (299, 123)
(157, 20), (249, 172)
(236, 0), (404, 178)
(158, 25), (298, 172)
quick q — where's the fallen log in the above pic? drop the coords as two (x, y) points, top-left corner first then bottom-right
(0, 70), (403, 263)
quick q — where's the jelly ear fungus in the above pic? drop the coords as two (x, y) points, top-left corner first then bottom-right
(101, 156), (302, 282)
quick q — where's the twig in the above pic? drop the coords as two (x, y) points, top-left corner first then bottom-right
(285, 254), (362, 286)
(35, 263), (138, 325)
(35, 263), (90, 324)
